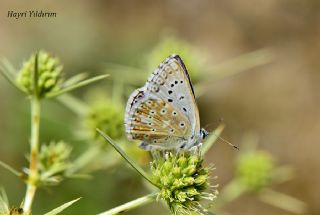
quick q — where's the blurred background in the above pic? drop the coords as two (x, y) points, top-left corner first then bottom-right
(0, 0), (319, 215)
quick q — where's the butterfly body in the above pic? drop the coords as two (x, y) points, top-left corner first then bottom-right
(125, 54), (207, 151)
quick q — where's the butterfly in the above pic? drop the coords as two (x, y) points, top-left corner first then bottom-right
(124, 54), (208, 151)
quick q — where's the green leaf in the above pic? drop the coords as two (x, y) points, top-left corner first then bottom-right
(0, 187), (9, 213)
(43, 197), (81, 215)
(0, 59), (23, 92)
(96, 129), (158, 187)
(63, 72), (88, 87)
(0, 160), (22, 177)
(205, 48), (274, 81)
(45, 74), (109, 98)
(56, 94), (88, 115)
(98, 192), (157, 215)
(259, 188), (307, 214)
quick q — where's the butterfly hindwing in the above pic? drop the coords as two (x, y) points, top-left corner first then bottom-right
(125, 90), (191, 149)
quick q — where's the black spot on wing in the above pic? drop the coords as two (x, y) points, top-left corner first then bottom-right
(172, 55), (196, 98)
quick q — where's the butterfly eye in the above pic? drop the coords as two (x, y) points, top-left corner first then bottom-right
(179, 122), (185, 128)
(172, 111), (177, 116)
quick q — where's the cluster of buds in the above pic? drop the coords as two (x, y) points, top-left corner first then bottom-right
(85, 99), (124, 141)
(236, 150), (275, 191)
(151, 151), (218, 215)
(16, 50), (63, 98)
(38, 141), (72, 186)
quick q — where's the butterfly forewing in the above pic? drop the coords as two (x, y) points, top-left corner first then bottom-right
(125, 54), (201, 150)
(146, 55), (200, 135)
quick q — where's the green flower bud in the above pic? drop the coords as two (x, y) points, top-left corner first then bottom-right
(163, 161), (173, 174)
(177, 156), (188, 168)
(16, 50), (63, 98)
(39, 141), (72, 173)
(172, 166), (181, 178)
(236, 151), (275, 191)
(182, 165), (197, 176)
(175, 190), (187, 202)
(195, 175), (208, 186)
(151, 151), (217, 215)
(182, 177), (195, 186)
(85, 99), (124, 141)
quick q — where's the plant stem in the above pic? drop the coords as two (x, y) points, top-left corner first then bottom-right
(23, 97), (41, 213)
(98, 192), (158, 215)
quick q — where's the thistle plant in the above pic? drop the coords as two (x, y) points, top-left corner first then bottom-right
(96, 124), (225, 215)
(0, 50), (108, 214)
(214, 133), (307, 214)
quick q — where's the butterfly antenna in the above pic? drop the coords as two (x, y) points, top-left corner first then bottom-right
(218, 136), (239, 150)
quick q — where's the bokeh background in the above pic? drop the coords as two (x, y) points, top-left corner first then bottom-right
(0, 0), (319, 215)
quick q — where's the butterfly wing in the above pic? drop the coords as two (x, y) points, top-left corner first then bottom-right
(125, 54), (200, 150)
(146, 54), (200, 135)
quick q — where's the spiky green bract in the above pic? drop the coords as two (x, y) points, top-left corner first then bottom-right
(16, 50), (63, 98)
(236, 151), (275, 191)
(151, 151), (218, 215)
(85, 99), (124, 141)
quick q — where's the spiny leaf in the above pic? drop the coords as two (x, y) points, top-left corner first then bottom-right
(63, 72), (88, 87)
(43, 197), (81, 215)
(0, 59), (23, 92)
(0, 160), (22, 177)
(96, 129), (158, 187)
(45, 74), (109, 98)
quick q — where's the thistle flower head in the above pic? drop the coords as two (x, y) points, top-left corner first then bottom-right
(16, 50), (63, 98)
(236, 150), (275, 191)
(38, 141), (72, 185)
(151, 151), (218, 215)
(39, 141), (72, 171)
(85, 99), (124, 141)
